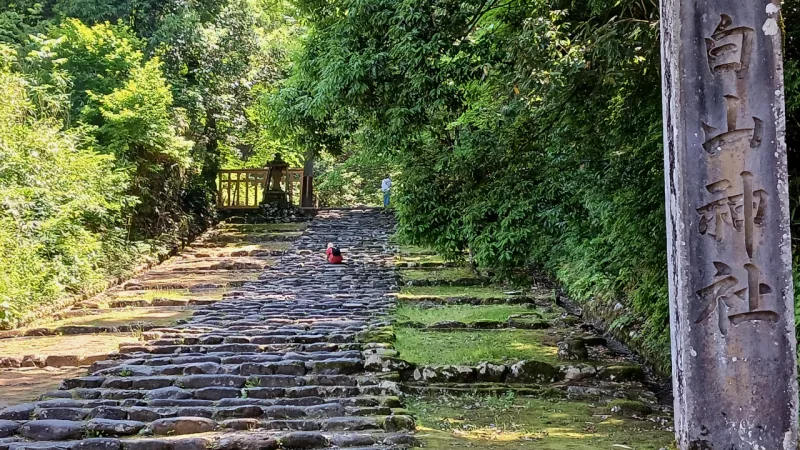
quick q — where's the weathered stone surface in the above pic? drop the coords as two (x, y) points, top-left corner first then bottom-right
(427, 321), (467, 329)
(0, 421), (20, 438)
(506, 360), (560, 384)
(330, 434), (375, 447)
(143, 387), (192, 400)
(557, 339), (589, 361)
(19, 420), (84, 441)
(217, 435), (278, 450)
(364, 355), (412, 374)
(149, 418), (216, 436)
(381, 415), (415, 432)
(0, 404), (35, 421)
(412, 365), (475, 383)
(597, 365), (645, 383)
(0, 211), (421, 449)
(660, 0), (798, 447)
(74, 439), (121, 450)
(560, 364), (597, 382)
(278, 432), (327, 449)
(120, 440), (169, 450)
(475, 362), (507, 382)
(85, 420), (145, 437)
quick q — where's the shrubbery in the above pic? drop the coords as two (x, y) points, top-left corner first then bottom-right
(0, 46), (144, 327)
(0, 0), (294, 327)
(270, 0), (800, 372)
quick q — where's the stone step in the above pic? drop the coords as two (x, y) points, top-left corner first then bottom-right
(0, 211), (414, 449)
(0, 430), (419, 450)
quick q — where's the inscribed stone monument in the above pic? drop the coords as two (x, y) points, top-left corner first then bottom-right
(659, 0), (798, 448)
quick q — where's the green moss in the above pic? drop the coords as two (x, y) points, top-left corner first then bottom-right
(356, 327), (396, 344)
(399, 285), (533, 300)
(401, 268), (479, 281)
(398, 245), (440, 256)
(408, 395), (672, 450)
(395, 329), (559, 365)
(108, 288), (228, 302)
(608, 399), (653, 417)
(396, 304), (533, 326)
(396, 254), (447, 265)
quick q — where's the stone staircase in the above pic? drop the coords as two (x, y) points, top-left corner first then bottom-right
(0, 210), (418, 450)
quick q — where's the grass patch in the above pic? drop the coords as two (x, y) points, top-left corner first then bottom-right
(397, 305), (533, 325)
(106, 288), (228, 302)
(398, 245), (440, 256)
(395, 254), (447, 265)
(42, 307), (192, 328)
(402, 268), (478, 281)
(399, 286), (536, 300)
(408, 394), (673, 450)
(396, 329), (559, 365)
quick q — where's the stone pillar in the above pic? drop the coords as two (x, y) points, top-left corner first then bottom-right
(660, 0), (798, 448)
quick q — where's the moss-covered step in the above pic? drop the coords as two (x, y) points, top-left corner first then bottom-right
(158, 256), (276, 272)
(401, 268), (486, 287)
(397, 285), (555, 305)
(121, 271), (261, 290)
(86, 288), (228, 309)
(407, 395), (673, 450)
(396, 329), (561, 365)
(395, 304), (560, 330)
(188, 242), (292, 257)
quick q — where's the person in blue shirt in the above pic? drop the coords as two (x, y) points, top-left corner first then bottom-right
(381, 176), (392, 208)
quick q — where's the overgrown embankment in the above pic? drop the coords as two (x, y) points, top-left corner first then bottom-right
(265, 0), (800, 373)
(0, 0), (299, 327)
(386, 245), (674, 449)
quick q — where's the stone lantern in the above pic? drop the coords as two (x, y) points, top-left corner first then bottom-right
(263, 153), (289, 207)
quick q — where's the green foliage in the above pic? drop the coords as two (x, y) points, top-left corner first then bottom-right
(395, 329), (558, 365)
(28, 19), (144, 123)
(0, 0), (299, 326)
(272, 0), (799, 373)
(314, 148), (389, 207)
(0, 51), (142, 328)
(396, 304), (534, 326)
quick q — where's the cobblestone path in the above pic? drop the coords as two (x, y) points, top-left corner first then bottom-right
(0, 210), (418, 450)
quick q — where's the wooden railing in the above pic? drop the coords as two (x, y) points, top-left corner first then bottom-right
(287, 169), (303, 206)
(218, 169), (269, 209)
(217, 168), (308, 209)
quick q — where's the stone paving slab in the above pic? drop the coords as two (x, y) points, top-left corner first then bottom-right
(0, 210), (418, 449)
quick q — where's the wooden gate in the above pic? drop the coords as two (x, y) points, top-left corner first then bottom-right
(217, 169), (269, 209)
(217, 168), (310, 209)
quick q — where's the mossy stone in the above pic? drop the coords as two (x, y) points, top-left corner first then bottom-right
(608, 399), (653, 417)
(598, 364), (645, 383)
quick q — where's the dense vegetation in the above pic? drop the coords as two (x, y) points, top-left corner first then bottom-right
(1, 0), (797, 373)
(0, 0), (298, 327)
(268, 0), (800, 371)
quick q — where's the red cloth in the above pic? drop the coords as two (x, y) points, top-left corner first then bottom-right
(326, 248), (343, 264)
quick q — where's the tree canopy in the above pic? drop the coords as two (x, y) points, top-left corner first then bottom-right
(265, 0), (800, 370)
(0, 0), (299, 327)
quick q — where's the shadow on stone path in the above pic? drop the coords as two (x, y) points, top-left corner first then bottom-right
(0, 209), (418, 450)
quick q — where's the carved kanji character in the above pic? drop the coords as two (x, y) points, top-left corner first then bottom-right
(702, 95), (763, 155)
(695, 262), (779, 335)
(705, 14), (754, 78)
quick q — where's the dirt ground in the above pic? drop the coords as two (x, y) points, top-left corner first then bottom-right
(0, 367), (87, 408)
